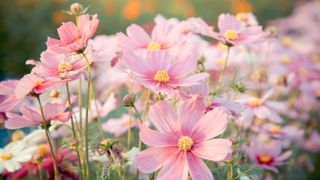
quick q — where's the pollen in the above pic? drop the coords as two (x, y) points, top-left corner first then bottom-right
(257, 154), (273, 164)
(58, 62), (72, 73)
(1, 153), (13, 160)
(37, 144), (50, 158)
(154, 70), (170, 83)
(269, 125), (281, 134)
(147, 42), (161, 50)
(224, 30), (239, 40)
(177, 136), (193, 151)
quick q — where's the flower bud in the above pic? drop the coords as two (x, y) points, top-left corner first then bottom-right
(123, 94), (136, 107)
(70, 138), (79, 150)
(49, 89), (60, 98)
(70, 3), (83, 15)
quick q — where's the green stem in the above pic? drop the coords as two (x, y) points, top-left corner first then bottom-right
(108, 149), (123, 180)
(65, 82), (84, 180)
(215, 46), (231, 93)
(82, 52), (92, 179)
(36, 96), (60, 180)
(227, 160), (233, 180)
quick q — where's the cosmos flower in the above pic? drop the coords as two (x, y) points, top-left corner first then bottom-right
(47, 14), (99, 53)
(0, 140), (37, 173)
(117, 22), (183, 54)
(0, 80), (22, 112)
(245, 138), (292, 173)
(27, 50), (88, 82)
(5, 101), (71, 129)
(102, 114), (138, 137)
(209, 13), (268, 46)
(122, 51), (209, 93)
(134, 100), (232, 180)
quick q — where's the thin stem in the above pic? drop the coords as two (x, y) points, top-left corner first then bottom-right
(78, 78), (83, 131)
(82, 52), (92, 179)
(227, 160), (233, 180)
(36, 96), (60, 179)
(108, 149), (123, 180)
(66, 82), (84, 180)
(215, 46), (231, 93)
(127, 110), (132, 148)
(90, 82), (104, 138)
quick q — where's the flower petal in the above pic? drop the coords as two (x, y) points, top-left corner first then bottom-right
(139, 125), (177, 147)
(187, 152), (213, 180)
(192, 139), (232, 161)
(157, 152), (189, 180)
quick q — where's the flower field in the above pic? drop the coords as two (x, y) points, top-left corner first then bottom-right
(0, 1), (319, 179)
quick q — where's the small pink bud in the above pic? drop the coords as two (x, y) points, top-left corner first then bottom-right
(70, 3), (83, 15)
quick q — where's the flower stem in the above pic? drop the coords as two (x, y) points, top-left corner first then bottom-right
(36, 95), (60, 180)
(65, 82), (84, 180)
(82, 52), (92, 179)
(227, 160), (234, 180)
(215, 46), (231, 93)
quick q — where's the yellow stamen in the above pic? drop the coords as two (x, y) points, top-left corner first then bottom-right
(11, 130), (25, 142)
(177, 136), (193, 151)
(258, 154), (272, 163)
(269, 125), (281, 134)
(147, 42), (161, 50)
(36, 144), (50, 158)
(154, 70), (170, 83)
(249, 98), (262, 107)
(224, 30), (239, 40)
(1, 153), (13, 160)
(58, 62), (72, 73)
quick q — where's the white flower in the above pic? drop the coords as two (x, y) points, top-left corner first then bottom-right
(0, 140), (37, 173)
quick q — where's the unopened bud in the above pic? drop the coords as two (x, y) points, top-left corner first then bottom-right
(123, 94), (136, 107)
(70, 138), (78, 150)
(70, 3), (83, 15)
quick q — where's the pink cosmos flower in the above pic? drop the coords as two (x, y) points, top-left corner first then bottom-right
(102, 114), (138, 137)
(15, 74), (57, 100)
(0, 80), (23, 112)
(303, 131), (320, 153)
(238, 89), (286, 124)
(27, 50), (88, 82)
(117, 22), (182, 53)
(260, 123), (304, 141)
(134, 100), (232, 180)
(5, 101), (71, 129)
(122, 51), (209, 93)
(47, 14), (99, 53)
(90, 92), (117, 120)
(211, 13), (268, 46)
(245, 139), (292, 173)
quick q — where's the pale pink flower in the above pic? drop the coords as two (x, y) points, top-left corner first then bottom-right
(15, 74), (57, 100)
(134, 100), (232, 180)
(238, 89), (286, 124)
(211, 13), (268, 46)
(47, 14), (99, 53)
(102, 114), (137, 137)
(0, 80), (23, 112)
(5, 101), (71, 129)
(303, 131), (320, 153)
(245, 138), (292, 173)
(27, 50), (87, 82)
(122, 51), (209, 93)
(117, 22), (182, 53)
(260, 123), (304, 141)
(90, 93), (117, 120)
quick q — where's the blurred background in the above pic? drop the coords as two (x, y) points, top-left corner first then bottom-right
(0, 0), (305, 80)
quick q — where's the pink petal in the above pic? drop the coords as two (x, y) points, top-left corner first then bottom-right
(148, 101), (180, 136)
(276, 150), (292, 163)
(57, 22), (79, 43)
(169, 73), (209, 87)
(218, 14), (243, 33)
(151, 22), (171, 42)
(126, 24), (150, 46)
(168, 55), (197, 79)
(179, 97), (206, 135)
(191, 108), (228, 142)
(192, 139), (232, 161)
(5, 112), (37, 129)
(187, 152), (213, 180)
(134, 147), (177, 173)
(139, 125), (177, 147)
(15, 74), (37, 99)
(122, 51), (153, 76)
(116, 32), (140, 52)
(157, 152), (189, 180)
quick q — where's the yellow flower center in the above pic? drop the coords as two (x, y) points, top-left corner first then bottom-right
(36, 144), (50, 158)
(147, 42), (161, 50)
(249, 98), (262, 107)
(11, 130), (25, 142)
(1, 153), (13, 160)
(258, 154), (273, 163)
(177, 136), (193, 151)
(58, 62), (72, 73)
(154, 70), (170, 83)
(224, 30), (239, 40)
(269, 125), (281, 134)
